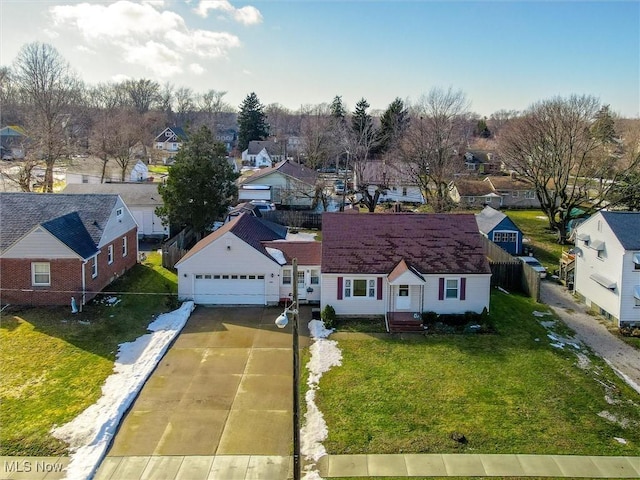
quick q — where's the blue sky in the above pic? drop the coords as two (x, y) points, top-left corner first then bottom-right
(1, 1), (638, 117)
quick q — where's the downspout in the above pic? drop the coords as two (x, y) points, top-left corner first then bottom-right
(81, 259), (87, 310)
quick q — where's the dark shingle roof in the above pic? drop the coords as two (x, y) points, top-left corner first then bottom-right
(262, 241), (322, 266)
(0, 193), (118, 257)
(321, 212), (490, 275)
(41, 212), (99, 258)
(453, 179), (496, 196)
(359, 160), (417, 185)
(176, 213), (287, 265)
(601, 211), (640, 250)
(242, 160), (318, 186)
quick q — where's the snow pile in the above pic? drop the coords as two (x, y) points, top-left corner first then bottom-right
(265, 247), (287, 265)
(52, 301), (195, 480)
(285, 232), (317, 241)
(301, 319), (342, 480)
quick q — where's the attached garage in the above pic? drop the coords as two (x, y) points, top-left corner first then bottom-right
(193, 273), (266, 305)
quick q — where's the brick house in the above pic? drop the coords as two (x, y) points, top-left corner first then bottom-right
(0, 193), (137, 306)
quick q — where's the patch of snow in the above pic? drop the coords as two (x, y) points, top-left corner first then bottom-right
(614, 437), (627, 444)
(285, 232), (317, 241)
(265, 247), (287, 265)
(575, 353), (591, 370)
(540, 320), (556, 328)
(550, 342), (565, 349)
(604, 358), (640, 396)
(301, 319), (343, 478)
(535, 216), (547, 220)
(598, 410), (632, 428)
(52, 301), (195, 480)
(497, 286), (510, 294)
(533, 311), (552, 317)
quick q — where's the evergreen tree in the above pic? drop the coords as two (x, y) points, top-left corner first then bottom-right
(475, 118), (491, 138)
(237, 92), (269, 151)
(330, 95), (346, 120)
(157, 126), (238, 238)
(351, 98), (374, 144)
(375, 97), (409, 154)
(591, 104), (616, 143)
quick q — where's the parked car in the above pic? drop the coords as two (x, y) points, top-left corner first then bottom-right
(334, 180), (345, 194)
(250, 200), (276, 212)
(517, 256), (547, 278)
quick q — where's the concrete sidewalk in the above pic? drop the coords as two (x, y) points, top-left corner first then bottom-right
(3, 453), (639, 479)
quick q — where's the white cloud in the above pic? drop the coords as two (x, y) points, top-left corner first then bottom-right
(111, 74), (132, 83)
(76, 45), (96, 54)
(194, 0), (263, 25)
(49, 1), (241, 77)
(189, 63), (205, 75)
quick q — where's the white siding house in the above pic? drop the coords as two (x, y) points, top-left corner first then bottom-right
(574, 211), (640, 326)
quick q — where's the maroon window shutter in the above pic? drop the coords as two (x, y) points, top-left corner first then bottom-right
(337, 277), (343, 300)
(377, 277), (383, 300)
(460, 278), (467, 300)
(438, 277), (445, 300)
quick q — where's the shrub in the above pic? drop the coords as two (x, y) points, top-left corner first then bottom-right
(321, 304), (337, 329)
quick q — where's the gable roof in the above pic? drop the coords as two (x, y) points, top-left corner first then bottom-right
(242, 160), (318, 186)
(359, 160), (417, 185)
(246, 140), (279, 156)
(475, 206), (521, 234)
(600, 211), (640, 250)
(155, 127), (188, 142)
(176, 213), (287, 266)
(261, 241), (322, 266)
(485, 175), (533, 191)
(0, 125), (28, 138)
(0, 193), (119, 257)
(63, 182), (162, 207)
(453, 179), (497, 197)
(321, 212), (491, 275)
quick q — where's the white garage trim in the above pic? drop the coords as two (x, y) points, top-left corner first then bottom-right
(192, 273), (266, 305)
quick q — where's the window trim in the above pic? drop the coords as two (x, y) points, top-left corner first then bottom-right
(122, 236), (128, 257)
(343, 277), (376, 299)
(91, 256), (98, 279)
(31, 262), (51, 286)
(107, 245), (114, 264)
(445, 278), (459, 299)
(282, 268), (292, 285)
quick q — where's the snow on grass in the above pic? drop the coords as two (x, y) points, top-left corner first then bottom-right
(52, 301), (195, 480)
(301, 319), (342, 480)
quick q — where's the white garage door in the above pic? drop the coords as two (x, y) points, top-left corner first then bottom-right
(193, 273), (265, 305)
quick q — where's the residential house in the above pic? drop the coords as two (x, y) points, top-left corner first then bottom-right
(321, 213), (492, 332)
(63, 183), (168, 238)
(355, 160), (425, 204)
(449, 179), (502, 208)
(573, 211), (640, 327)
(175, 213), (321, 305)
(463, 150), (502, 175)
(0, 125), (28, 160)
(154, 127), (188, 164)
(239, 160), (319, 209)
(241, 140), (284, 168)
(484, 175), (539, 208)
(65, 157), (147, 184)
(0, 193), (137, 306)
(475, 206), (523, 255)
(215, 128), (237, 153)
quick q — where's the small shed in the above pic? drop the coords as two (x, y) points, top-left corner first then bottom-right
(475, 206), (523, 255)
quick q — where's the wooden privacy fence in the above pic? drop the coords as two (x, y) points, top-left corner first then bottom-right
(162, 227), (197, 270)
(479, 235), (541, 301)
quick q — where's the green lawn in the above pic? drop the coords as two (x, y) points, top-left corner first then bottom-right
(317, 290), (640, 457)
(503, 210), (566, 272)
(0, 253), (177, 456)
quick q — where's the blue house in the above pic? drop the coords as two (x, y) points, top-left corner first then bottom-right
(475, 206), (523, 255)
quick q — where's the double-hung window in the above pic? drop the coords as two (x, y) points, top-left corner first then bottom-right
(107, 245), (114, 264)
(310, 270), (319, 285)
(91, 256), (98, 278)
(446, 279), (459, 299)
(122, 236), (128, 257)
(282, 268), (292, 285)
(32, 262), (51, 286)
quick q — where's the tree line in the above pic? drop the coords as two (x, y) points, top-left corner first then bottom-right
(2, 42), (639, 243)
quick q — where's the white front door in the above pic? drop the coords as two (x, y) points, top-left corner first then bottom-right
(396, 284), (410, 310)
(297, 271), (306, 300)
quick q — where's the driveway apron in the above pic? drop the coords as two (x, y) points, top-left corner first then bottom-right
(106, 306), (309, 457)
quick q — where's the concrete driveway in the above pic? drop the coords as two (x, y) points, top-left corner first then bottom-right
(106, 306), (309, 457)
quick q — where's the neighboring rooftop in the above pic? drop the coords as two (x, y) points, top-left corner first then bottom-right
(600, 211), (640, 250)
(262, 241), (322, 266)
(452, 179), (497, 197)
(242, 160), (318, 186)
(321, 212), (490, 275)
(0, 192), (119, 257)
(475, 205), (519, 234)
(63, 183), (162, 206)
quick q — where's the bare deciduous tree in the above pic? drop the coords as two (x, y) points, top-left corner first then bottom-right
(498, 94), (637, 243)
(12, 42), (82, 192)
(400, 87), (470, 212)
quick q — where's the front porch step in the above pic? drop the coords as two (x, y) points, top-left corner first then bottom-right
(389, 320), (425, 333)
